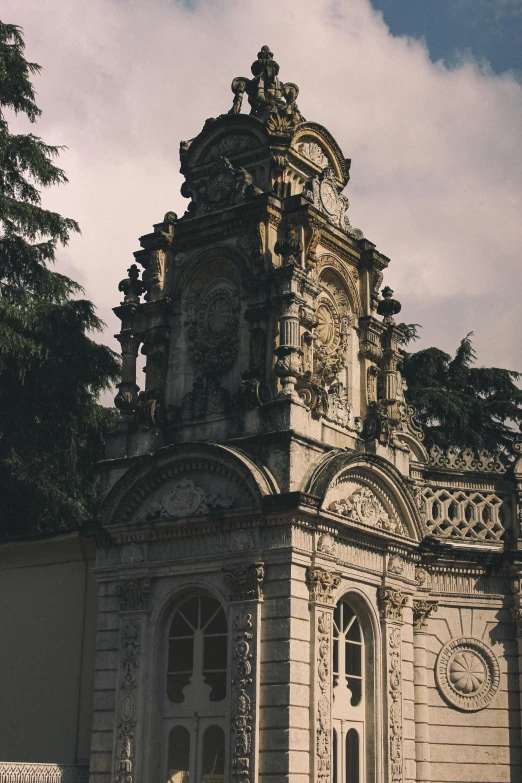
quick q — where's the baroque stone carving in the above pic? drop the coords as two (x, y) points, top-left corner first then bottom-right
(420, 485), (509, 542)
(230, 529), (255, 552)
(325, 382), (352, 428)
(142, 249), (166, 300)
(183, 156), (262, 218)
(114, 619), (141, 783)
(231, 612), (255, 783)
(317, 533), (338, 556)
(387, 555), (405, 575)
(298, 139), (329, 169)
(118, 264), (145, 304)
(303, 167), (362, 238)
(435, 637), (500, 711)
(186, 283), (240, 376)
(181, 377), (231, 420)
(316, 610), (332, 783)
(511, 607), (522, 637)
(427, 445), (510, 474)
(229, 46), (305, 129)
(116, 579), (151, 612)
(202, 132), (257, 162)
(224, 563), (265, 602)
(311, 268), (353, 386)
(328, 487), (399, 533)
(135, 478), (234, 522)
(120, 543), (144, 565)
(378, 588), (407, 622)
(306, 566), (341, 605)
(412, 599), (438, 631)
(389, 626), (403, 783)
(0, 764), (89, 783)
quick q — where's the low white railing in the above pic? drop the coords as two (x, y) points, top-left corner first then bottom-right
(0, 764), (89, 783)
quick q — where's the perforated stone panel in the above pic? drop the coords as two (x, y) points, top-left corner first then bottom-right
(421, 486), (509, 541)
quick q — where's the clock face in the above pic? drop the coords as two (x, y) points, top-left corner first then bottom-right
(207, 169), (236, 202)
(320, 179), (340, 216)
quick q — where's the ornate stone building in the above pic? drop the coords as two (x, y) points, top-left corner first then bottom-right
(1, 45), (522, 783)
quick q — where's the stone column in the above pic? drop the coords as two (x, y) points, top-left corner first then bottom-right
(223, 562), (265, 783)
(306, 566), (341, 783)
(378, 587), (408, 783)
(112, 576), (151, 783)
(274, 292), (302, 398)
(412, 600), (438, 783)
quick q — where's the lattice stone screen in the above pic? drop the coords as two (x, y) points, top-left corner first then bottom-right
(421, 486), (509, 541)
(0, 764), (89, 783)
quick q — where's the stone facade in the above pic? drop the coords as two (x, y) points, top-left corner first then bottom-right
(4, 45), (520, 783)
(94, 45), (522, 783)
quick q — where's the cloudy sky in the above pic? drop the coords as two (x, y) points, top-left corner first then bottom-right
(6, 0), (522, 400)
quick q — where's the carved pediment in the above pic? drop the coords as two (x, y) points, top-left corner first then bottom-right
(325, 478), (405, 536)
(133, 474), (244, 523)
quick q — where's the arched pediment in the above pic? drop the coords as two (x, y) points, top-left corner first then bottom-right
(102, 442), (278, 527)
(290, 122), (350, 187)
(303, 451), (424, 540)
(316, 254), (362, 317)
(181, 114), (269, 172)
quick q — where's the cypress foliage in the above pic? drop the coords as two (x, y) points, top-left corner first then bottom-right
(0, 22), (120, 536)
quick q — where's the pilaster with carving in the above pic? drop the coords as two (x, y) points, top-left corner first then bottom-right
(112, 577), (151, 783)
(378, 587), (405, 783)
(306, 566), (340, 783)
(224, 563), (264, 783)
(412, 599), (438, 783)
(509, 565), (522, 752)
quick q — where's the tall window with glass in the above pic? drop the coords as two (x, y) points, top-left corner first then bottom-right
(332, 598), (364, 783)
(165, 594), (227, 782)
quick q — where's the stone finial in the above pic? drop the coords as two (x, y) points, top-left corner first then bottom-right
(118, 264), (146, 303)
(229, 46), (304, 128)
(223, 562), (265, 602)
(306, 566), (341, 604)
(377, 286), (401, 321)
(412, 599), (438, 631)
(378, 587), (408, 622)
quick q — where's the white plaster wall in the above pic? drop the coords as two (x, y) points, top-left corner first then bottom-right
(0, 532), (97, 765)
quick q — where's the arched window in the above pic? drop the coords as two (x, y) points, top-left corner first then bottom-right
(332, 598), (365, 783)
(164, 594), (227, 782)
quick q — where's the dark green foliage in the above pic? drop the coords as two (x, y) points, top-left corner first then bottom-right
(0, 22), (120, 536)
(400, 330), (522, 453)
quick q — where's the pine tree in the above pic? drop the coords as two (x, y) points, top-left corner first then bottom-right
(0, 21), (120, 536)
(399, 327), (522, 453)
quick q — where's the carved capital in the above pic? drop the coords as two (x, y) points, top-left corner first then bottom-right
(412, 599), (438, 632)
(116, 578), (151, 612)
(223, 562), (265, 602)
(378, 587), (407, 622)
(306, 566), (341, 605)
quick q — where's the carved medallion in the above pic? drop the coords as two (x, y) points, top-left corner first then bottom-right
(435, 637), (499, 711)
(329, 487), (398, 533)
(135, 478), (234, 522)
(207, 167), (236, 202)
(297, 140), (329, 169)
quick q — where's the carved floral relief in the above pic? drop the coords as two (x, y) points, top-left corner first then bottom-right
(134, 478), (234, 522)
(435, 637), (500, 711)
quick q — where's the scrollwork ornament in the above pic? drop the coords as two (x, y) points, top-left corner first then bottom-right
(435, 637), (500, 711)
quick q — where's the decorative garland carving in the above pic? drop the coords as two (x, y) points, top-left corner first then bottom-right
(378, 588), (407, 622)
(328, 487), (399, 534)
(316, 610), (332, 783)
(435, 637), (500, 711)
(412, 599), (438, 631)
(231, 612), (255, 783)
(0, 765), (88, 783)
(306, 566), (341, 605)
(116, 579), (151, 612)
(135, 478), (234, 522)
(389, 627), (403, 783)
(114, 619), (141, 782)
(224, 562), (265, 602)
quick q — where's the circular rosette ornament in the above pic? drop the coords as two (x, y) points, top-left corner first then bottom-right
(188, 286), (240, 375)
(435, 637), (500, 711)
